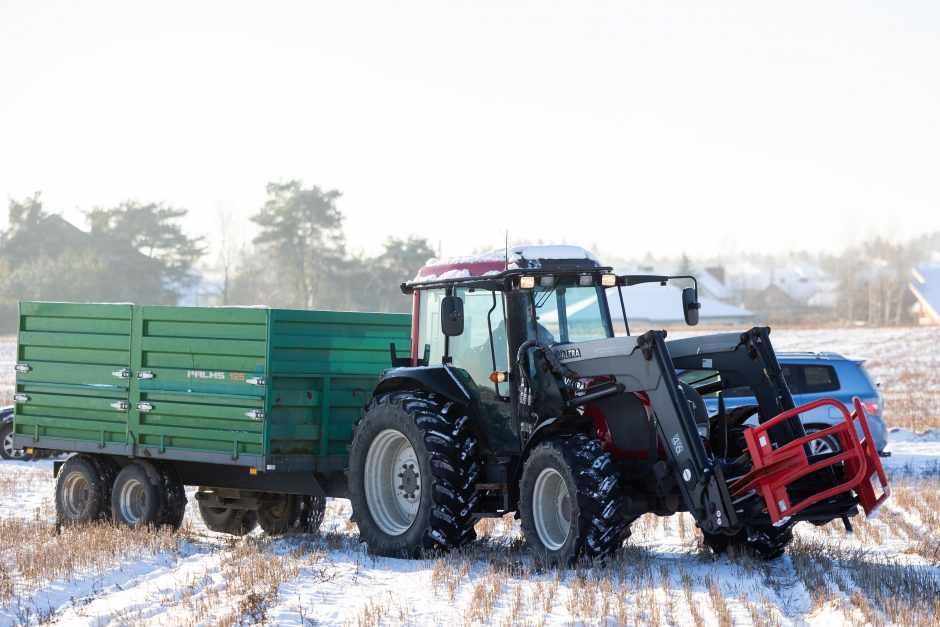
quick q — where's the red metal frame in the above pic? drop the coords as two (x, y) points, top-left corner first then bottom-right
(728, 396), (890, 525)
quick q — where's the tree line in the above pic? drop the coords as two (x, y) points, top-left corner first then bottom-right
(0, 182), (434, 332)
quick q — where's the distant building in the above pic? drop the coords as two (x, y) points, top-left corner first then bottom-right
(607, 282), (754, 330)
(910, 265), (940, 325)
(739, 261), (839, 322)
(696, 266), (733, 302)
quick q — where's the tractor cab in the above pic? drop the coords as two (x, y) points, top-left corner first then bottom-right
(397, 245), (699, 454)
(400, 247), (622, 449)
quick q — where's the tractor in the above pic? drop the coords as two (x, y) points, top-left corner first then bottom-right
(346, 245), (889, 565)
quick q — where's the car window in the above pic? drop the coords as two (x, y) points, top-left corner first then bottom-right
(801, 365), (839, 393)
(781, 365), (800, 394)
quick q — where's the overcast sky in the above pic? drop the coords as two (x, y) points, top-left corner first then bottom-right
(1, 0), (938, 264)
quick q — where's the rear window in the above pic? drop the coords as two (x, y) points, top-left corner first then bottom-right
(783, 364), (840, 394)
(801, 365), (840, 393)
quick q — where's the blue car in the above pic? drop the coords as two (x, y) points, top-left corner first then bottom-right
(679, 352), (889, 456)
(1, 405), (36, 461)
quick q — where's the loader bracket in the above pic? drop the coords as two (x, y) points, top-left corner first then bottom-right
(729, 396), (890, 525)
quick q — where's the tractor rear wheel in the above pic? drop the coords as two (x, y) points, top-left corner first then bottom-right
(348, 390), (479, 557)
(701, 523), (794, 560)
(519, 433), (624, 566)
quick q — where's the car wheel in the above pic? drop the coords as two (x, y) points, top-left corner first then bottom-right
(0, 423), (34, 461)
(804, 425), (841, 456)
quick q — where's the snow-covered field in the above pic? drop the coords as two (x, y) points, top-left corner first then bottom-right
(1, 328), (939, 625)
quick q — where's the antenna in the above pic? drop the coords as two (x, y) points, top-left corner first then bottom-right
(505, 231), (509, 271)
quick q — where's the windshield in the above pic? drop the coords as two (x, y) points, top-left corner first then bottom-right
(530, 285), (612, 344)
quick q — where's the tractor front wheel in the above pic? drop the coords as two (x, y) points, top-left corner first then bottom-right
(348, 390), (479, 557)
(519, 433), (624, 566)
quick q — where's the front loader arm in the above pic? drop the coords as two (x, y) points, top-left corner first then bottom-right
(667, 327), (803, 444)
(557, 331), (737, 534)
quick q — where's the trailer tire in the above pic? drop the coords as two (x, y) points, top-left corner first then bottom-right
(258, 493), (299, 535)
(701, 523), (794, 560)
(156, 463), (186, 530)
(519, 433), (624, 566)
(55, 454), (115, 525)
(348, 390), (479, 558)
(293, 495), (327, 534)
(112, 461), (168, 528)
(255, 494), (326, 535)
(197, 500), (258, 535)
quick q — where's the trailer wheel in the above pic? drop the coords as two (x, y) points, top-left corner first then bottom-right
(1, 423), (34, 461)
(257, 493), (299, 535)
(255, 494), (326, 536)
(55, 454), (115, 525)
(701, 523), (794, 560)
(156, 463), (187, 530)
(519, 433), (624, 566)
(197, 499), (258, 535)
(293, 495), (327, 534)
(348, 390), (479, 557)
(112, 461), (167, 528)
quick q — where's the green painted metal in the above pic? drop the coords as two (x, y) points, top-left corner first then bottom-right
(13, 302), (411, 471)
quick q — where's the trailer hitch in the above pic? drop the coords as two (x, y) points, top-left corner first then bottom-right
(729, 396), (890, 525)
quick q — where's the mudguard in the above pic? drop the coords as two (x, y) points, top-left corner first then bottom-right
(374, 366), (472, 406)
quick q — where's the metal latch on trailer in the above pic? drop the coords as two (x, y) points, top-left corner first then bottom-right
(136, 402), (153, 412)
(110, 401), (129, 411)
(14, 363), (30, 373)
(137, 371), (155, 380)
(112, 368), (131, 379)
(245, 410), (265, 420)
(13, 394), (28, 403)
(246, 376), (266, 386)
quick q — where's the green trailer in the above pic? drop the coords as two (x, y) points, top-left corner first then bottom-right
(12, 301), (410, 534)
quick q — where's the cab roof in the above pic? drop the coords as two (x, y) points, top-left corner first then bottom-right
(403, 245), (607, 293)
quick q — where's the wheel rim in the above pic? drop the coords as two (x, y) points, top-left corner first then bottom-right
(4, 431), (25, 459)
(532, 467), (571, 551)
(61, 471), (90, 519)
(806, 429), (837, 456)
(118, 477), (147, 525)
(263, 495), (291, 521)
(364, 429), (420, 536)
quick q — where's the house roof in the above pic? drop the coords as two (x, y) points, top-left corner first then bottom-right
(910, 264), (940, 322)
(607, 282), (753, 325)
(695, 267), (732, 300)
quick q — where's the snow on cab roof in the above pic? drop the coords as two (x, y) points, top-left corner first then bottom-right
(413, 245), (600, 282)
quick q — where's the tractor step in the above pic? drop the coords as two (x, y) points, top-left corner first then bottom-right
(729, 396), (890, 525)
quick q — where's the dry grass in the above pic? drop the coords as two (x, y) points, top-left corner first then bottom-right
(0, 518), (179, 617)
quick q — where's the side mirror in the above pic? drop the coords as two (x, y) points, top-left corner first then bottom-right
(682, 287), (700, 326)
(440, 296), (464, 336)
